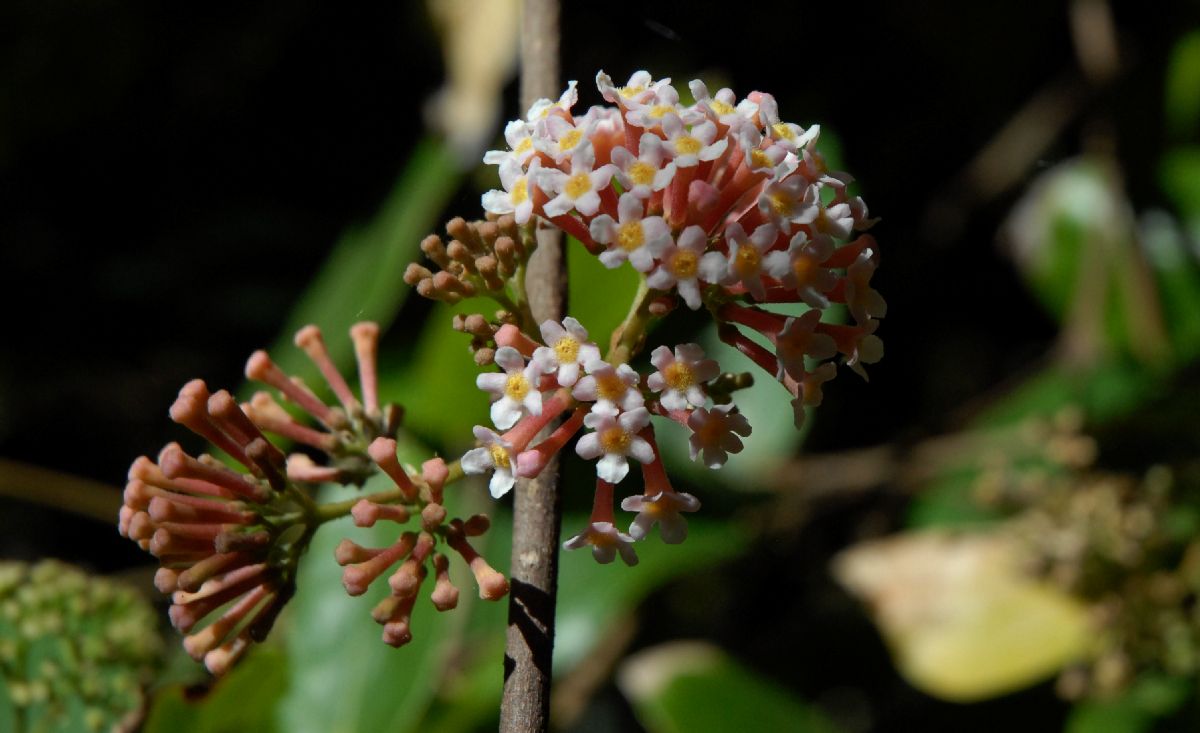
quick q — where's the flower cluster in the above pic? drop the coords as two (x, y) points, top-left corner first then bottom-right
(463, 318), (745, 566)
(119, 323), (508, 670)
(482, 71), (885, 428)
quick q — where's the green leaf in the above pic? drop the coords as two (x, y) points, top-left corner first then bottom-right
(1165, 31), (1200, 141)
(1064, 674), (1191, 733)
(143, 646), (289, 733)
(275, 466), (486, 733)
(381, 300), (491, 447)
(566, 237), (641, 346)
(617, 642), (844, 733)
(245, 138), (460, 400)
(1161, 147), (1200, 241)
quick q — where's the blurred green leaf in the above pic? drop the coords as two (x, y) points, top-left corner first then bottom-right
(1166, 31), (1200, 141)
(1141, 209), (1200, 361)
(276, 461), (486, 733)
(567, 237), (641, 347)
(1064, 674), (1191, 733)
(617, 642), (844, 733)
(144, 647), (288, 733)
(247, 138), (460, 399)
(1161, 147), (1200, 240)
(382, 299), (491, 448)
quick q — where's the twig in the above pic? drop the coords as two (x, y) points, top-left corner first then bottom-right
(0, 458), (123, 524)
(500, 1), (565, 731)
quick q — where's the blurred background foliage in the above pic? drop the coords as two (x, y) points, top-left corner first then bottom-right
(4, 0), (1200, 731)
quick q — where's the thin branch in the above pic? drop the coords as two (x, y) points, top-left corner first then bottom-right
(501, 1), (565, 731)
(0, 458), (123, 524)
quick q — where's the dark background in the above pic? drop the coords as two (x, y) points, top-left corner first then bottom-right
(3, 2), (1198, 731)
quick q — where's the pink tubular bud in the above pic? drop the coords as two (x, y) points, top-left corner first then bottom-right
(177, 552), (252, 593)
(154, 567), (180, 594)
(430, 554), (459, 611)
(183, 584), (270, 661)
(462, 514), (491, 537)
(367, 437), (417, 500)
(244, 438), (286, 492)
(245, 350), (345, 430)
(501, 389), (574, 452)
(515, 406), (586, 478)
(421, 458), (449, 502)
(388, 534), (433, 598)
(447, 528), (508, 601)
(169, 380), (252, 468)
(341, 532), (415, 597)
(294, 325), (361, 416)
(213, 529), (270, 554)
(493, 324), (541, 357)
(334, 539), (383, 566)
(159, 444), (270, 503)
(381, 594), (418, 648)
(349, 322), (381, 417)
(204, 636), (250, 677)
(244, 392), (339, 452)
(421, 503), (447, 532)
(285, 453), (343, 484)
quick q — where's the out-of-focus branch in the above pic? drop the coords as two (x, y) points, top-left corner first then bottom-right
(0, 458), (122, 523)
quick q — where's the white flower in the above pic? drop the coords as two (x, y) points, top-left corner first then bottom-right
(700, 222), (779, 301)
(482, 157), (541, 225)
(660, 113), (727, 169)
(796, 200), (855, 240)
(845, 321), (884, 381)
(563, 521), (638, 565)
(531, 317), (601, 387)
(646, 224), (707, 309)
(589, 192), (671, 271)
(476, 346), (543, 430)
(623, 82), (702, 129)
(533, 114), (597, 164)
(525, 80), (578, 122)
(575, 407), (654, 484)
(483, 119), (536, 167)
(757, 175), (814, 233)
(646, 344), (719, 411)
(774, 310), (837, 382)
(610, 134), (676, 200)
(790, 362), (837, 429)
(688, 79), (747, 129)
(537, 146), (617, 218)
(621, 491), (700, 544)
(686, 404), (752, 469)
(572, 361), (644, 417)
(763, 231), (837, 309)
(461, 426), (517, 498)
(844, 247), (887, 326)
(596, 70), (671, 106)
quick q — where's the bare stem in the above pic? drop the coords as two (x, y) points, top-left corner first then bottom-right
(501, 1), (564, 731)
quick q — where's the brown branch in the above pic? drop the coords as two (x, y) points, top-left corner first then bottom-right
(0, 457), (123, 524)
(500, 1), (565, 731)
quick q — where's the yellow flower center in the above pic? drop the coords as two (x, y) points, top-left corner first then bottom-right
(663, 361), (694, 391)
(670, 250), (698, 279)
(504, 373), (531, 401)
(599, 427), (631, 453)
(675, 136), (702, 156)
(619, 85), (646, 99)
(771, 122), (796, 141)
(511, 177), (528, 205)
(515, 137), (533, 154)
(629, 161), (656, 187)
(733, 245), (760, 276)
(489, 444), (511, 470)
(554, 336), (580, 363)
(710, 99), (735, 116)
(564, 172), (592, 199)
(595, 373), (627, 401)
(559, 128), (583, 152)
(792, 255), (816, 285)
(749, 149), (771, 170)
(618, 221), (645, 251)
(769, 193), (793, 216)
(648, 104), (674, 120)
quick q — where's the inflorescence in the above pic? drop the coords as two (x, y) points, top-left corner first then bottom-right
(120, 68), (884, 674)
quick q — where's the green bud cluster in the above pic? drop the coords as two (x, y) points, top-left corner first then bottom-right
(0, 560), (162, 733)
